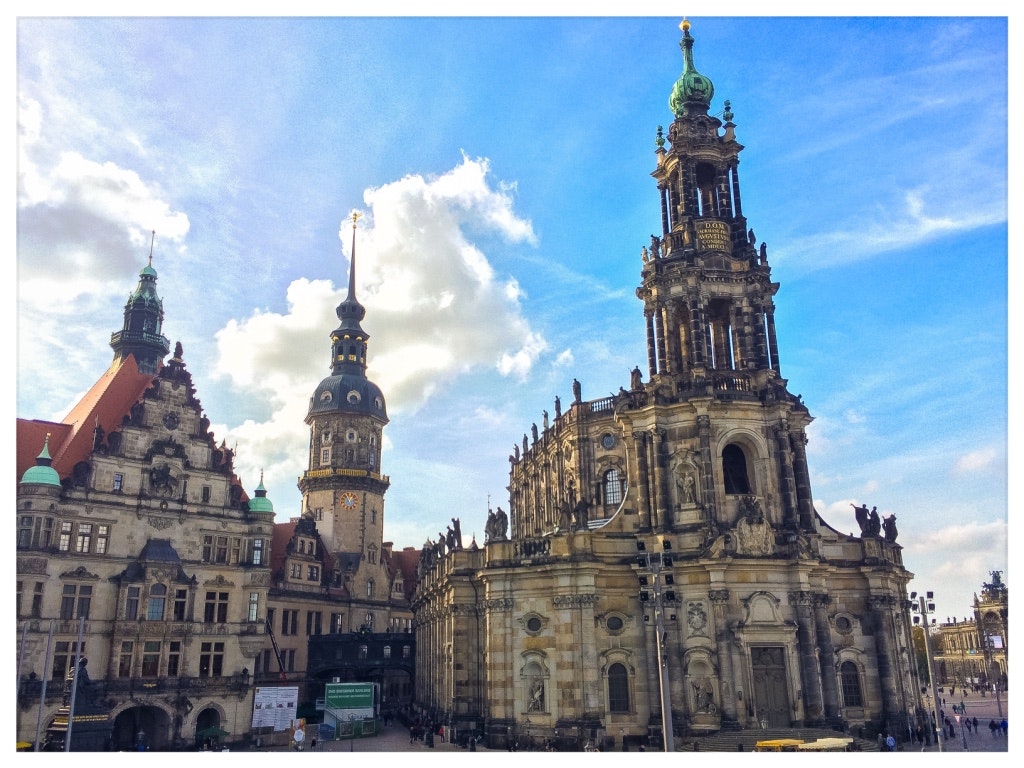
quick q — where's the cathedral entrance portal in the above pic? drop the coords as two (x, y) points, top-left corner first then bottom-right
(751, 646), (790, 727)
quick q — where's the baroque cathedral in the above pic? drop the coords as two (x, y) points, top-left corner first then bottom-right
(411, 20), (921, 750)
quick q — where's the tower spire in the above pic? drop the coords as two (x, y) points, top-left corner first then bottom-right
(109, 239), (170, 374)
(347, 211), (362, 302)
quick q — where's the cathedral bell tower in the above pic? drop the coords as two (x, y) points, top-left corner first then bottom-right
(299, 213), (390, 582)
(633, 18), (814, 536)
(643, 18), (782, 392)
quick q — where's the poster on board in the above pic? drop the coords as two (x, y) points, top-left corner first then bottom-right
(251, 686), (299, 731)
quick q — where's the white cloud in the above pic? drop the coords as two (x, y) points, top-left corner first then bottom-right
(953, 447), (998, 475)
(207, 156), (547, 499)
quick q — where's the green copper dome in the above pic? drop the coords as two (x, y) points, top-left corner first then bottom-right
(248, 473), (275, 516)
(669, 18), (715, 118)
(21, 434), (62, 487)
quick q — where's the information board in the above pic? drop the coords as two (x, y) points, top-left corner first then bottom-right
(251, 686), (299, 731)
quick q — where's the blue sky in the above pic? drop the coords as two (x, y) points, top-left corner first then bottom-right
(12, 8), (1012, 623)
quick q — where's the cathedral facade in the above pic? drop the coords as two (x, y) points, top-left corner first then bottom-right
(411, 20), (921, 750)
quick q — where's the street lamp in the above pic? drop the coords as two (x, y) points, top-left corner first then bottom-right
(349, 713), (357, 752)
(635, 542), (675, 752)
(911, 591), (943, 752)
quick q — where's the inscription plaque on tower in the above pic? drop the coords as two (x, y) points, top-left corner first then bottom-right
(695, 220), (730, 253)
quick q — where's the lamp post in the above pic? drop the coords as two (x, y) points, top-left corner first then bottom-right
(635, 543), (676, 752)
(911, 591), (943, 752)
(348, 713), (357, 752)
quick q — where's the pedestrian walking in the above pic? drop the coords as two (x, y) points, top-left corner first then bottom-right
(989, 719), (998, 738)
(885, 734), (896, 752)
(972, 716), (978, 733)
(1000, 718), (1007, 737)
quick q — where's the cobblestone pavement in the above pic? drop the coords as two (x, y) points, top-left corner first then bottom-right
(916, 689), (1009, 753)
(253, 692), (1010, 754)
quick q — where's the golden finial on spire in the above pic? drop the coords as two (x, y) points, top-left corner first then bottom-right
(350, 211), (363, 230)
(680, 18), (691, 33)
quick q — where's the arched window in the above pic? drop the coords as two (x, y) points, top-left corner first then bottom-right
(840, 661), (863, 707)
(722, 444), (751, 494)
(607, 662), (630, 712)
(146, 584), (167, 621)
(604, 469), (623, 505)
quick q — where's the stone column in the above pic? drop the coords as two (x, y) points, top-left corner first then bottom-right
(772, 420), (799, 530)
(765, 305), (781, 374)
(790, 591), (825, 725)
(645, 310), (658, 377)
(649, 429), (667, 531)
(632, 430), (652, 530)
(697, 416), (717, 524)
(654, 308), (668, 375)
(789, 429), (816, 532)
(869, 595), (902, 718)
(812, 593), (841, 723)
(709, 589), (738, 724)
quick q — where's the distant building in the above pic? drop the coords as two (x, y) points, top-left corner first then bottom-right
(411, 20), (922, 750)
(255, 215), (417, 718)
(933, 571), (1008, 691)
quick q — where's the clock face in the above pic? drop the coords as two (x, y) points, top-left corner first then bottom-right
(341, 492), (358, 510)
(163, 413), (179, 430)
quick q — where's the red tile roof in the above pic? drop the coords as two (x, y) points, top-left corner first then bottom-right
(16, 356), (156, 483)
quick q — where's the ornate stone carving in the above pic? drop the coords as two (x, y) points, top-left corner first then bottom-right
(552, 593), (599, 607)
(17, 557), (48, 574)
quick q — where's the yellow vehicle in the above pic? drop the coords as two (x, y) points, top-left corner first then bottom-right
(796, 737), (854, 752)
(753, 738), (804, 752)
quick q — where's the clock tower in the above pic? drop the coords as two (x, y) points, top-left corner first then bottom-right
(299, 213), (391, 612)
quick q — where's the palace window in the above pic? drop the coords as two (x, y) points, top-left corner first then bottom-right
(60, 584), (92, 620)
(74, 523), (92, 553)
(248, 592), (260, 622)
(31, 583), (43, 618)
(141, 641), (161, 677)
(125, 586), (141, 620)
(306, 611), (322, 636)
(203, 591), (229, 624)
(113, 473), (124, 491)
(173, 589), (188, 621)
(146, 584), (167, 621)
(199, 641), (225, 677)
(167, 641), (182, 676)
(18, 516), (32, 548)
(96, 524), (109, 554)
(52, 641), (85, 680)
(117, 641), (133, 678)
(282, 610), (299, 636)
(58, 521), (73, 552)
(252, 538), (264, 565)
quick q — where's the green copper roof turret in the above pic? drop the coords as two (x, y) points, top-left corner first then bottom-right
(20, 434), (62, 487)
(247, 471), (275, 516)
(669, 18), (715, 118)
